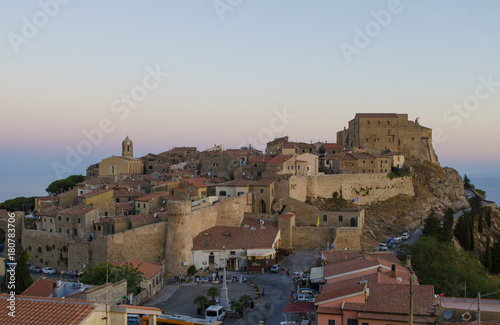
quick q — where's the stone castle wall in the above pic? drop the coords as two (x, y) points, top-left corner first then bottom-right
(280, 174), (414, 205)
(165, 194), (253, 275)
(332, 227), (362, 251)
(292, 226), (333, 250)
(22, 229), (70, 272)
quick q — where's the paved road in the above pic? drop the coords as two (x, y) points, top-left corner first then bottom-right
(236, 250), (318, 325)
(145, 251), (318, 325)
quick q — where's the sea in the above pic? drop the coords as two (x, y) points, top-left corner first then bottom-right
(0, 172), (499, 206)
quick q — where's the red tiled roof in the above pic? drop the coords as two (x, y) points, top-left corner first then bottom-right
(283, 302), (316, 313)
(135, 192), (168, 202)
(324, 257), (384, 278)
(60, 206), (96, 215)
(21, 279), (56, 297)
(115, 202), (135, 211)
(113, 188), (145, 198)
(268, 155), (294, 164)
(192, 218), (279, 251)
(113, 258), (162, 279)
(0, 294), (97, 325)
(251, 155), (273, 163)
(357, 312), (436, 323)
(181, 177), (210, 188)
(355, 113), (398, 119)
(322, 143), (342, 149)
(343, 283), (435, 316)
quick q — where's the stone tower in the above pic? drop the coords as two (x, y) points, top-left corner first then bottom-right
(122, 136), (133, 157)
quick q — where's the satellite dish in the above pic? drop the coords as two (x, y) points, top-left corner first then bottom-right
(444, 310), (452, 320)
(396, 277), (402, 283)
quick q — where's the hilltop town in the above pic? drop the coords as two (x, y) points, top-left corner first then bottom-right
(1, 113), (499, 324)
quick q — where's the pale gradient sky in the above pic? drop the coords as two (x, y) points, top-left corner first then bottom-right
(1, 1), (499, 201)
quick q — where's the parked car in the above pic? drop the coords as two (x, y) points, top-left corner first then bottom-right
(42, 267), (56, 274)
(298, 288), (318, 297)
(270, 264), (282, 273)
(401, 230), (410, 241)
(296, 293), (315, 302)
(66, 270), (82, 277)
(379, 243), (388, 251)
(29, 266), (42, 273)
(292, 271), (301, 279)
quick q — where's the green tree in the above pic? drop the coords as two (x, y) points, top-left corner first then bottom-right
(454, 214), (471, 250)
(422, 209), (441, 239)
(478, 214), (484, 233)
(207, 286), (220, 305)
(193, 294), (210, 313)
(485, 237), (492, 270)
(400, 236), (499, 298)
(469, 215), (475, 251)
(440, 208), (455, 242)
(491, 236), (500, 274)
(469, 196), (482, 219)
(46, 175), (85, 195)
(239, 294), (253, 307)
(463, 174), (473, 188)
(0, 197), (35, 212)
(81, 262), (142, 294)
(187, 265), (197, 276)
(486, 208), (492, 228)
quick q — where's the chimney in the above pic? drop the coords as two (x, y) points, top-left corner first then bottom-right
(52, 282), (57, 298)
(406, 255), (411, 269)
(390, 264), (397, 278)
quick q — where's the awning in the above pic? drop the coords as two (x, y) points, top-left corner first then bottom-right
(247, 248), (276, 257)
(283, 302), (316, 314)
(310, 266), (325, 283)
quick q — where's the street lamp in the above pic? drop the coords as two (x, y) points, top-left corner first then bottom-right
(220, 245), (230, 309)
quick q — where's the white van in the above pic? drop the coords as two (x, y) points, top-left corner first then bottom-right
(205, 305), (225, 322)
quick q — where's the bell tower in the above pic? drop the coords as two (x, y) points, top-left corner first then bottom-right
(122, 136), (133, 157)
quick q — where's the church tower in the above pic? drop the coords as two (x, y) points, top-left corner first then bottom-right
(122, 136), (133, 157)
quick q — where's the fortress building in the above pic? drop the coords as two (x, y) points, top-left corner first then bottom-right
(336, 113), (438, 163)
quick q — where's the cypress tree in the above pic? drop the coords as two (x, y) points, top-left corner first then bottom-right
(485, 237), (492, 270)
(492, 236), (500, 273)
(486, 208), (492, 228)
(14, 248), (34, 294)
(423, 209), (442, 239)
(441, 207), (454, 242)
(479, 214), (483, 233)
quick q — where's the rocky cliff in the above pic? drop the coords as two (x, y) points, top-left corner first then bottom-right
(362, 159), (470, 244)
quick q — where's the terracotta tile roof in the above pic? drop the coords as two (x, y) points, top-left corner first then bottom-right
(36, 195), (58, 202)
(115, 202), (135, 211)
(293, 142), (315, 149)
(113, 258), (162, 279)
(192, 218), (279, 251)
(251, 155), (273, 163)
(78, 188), (112, 198)
(322, 143), (342, 149)
(0, 294), (97, 325)
(21, 279), (56, 297)
(343, 283), (435, 316)
(355, 113), (398, 119)
(128, 214), (159, 223)
(316, 306), (342, 314)
(60, 206), (96, 215)
(120, 304), (163, 311)
(181, 177), (210, 188)
(268, 155), (294, 164)
(113, 188), (145, 198)
(324, 257), (384, 278)
(315, 282), (365, 304)
(135, 192), (168, 202)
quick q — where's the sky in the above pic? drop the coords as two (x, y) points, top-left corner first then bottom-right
(1, 0), (499, 201)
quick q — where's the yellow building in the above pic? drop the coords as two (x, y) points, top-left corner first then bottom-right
(97, 137), (144, 177)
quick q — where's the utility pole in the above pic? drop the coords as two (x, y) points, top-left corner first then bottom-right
(477, 292), (481, 325)
(409, 272), (414, 325)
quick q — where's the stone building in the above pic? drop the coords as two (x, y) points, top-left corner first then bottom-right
(336, 113), (438, 163)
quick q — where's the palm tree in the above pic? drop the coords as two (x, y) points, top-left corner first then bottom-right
(193, 295), (210, 314)
(207, 286), (220, 305)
